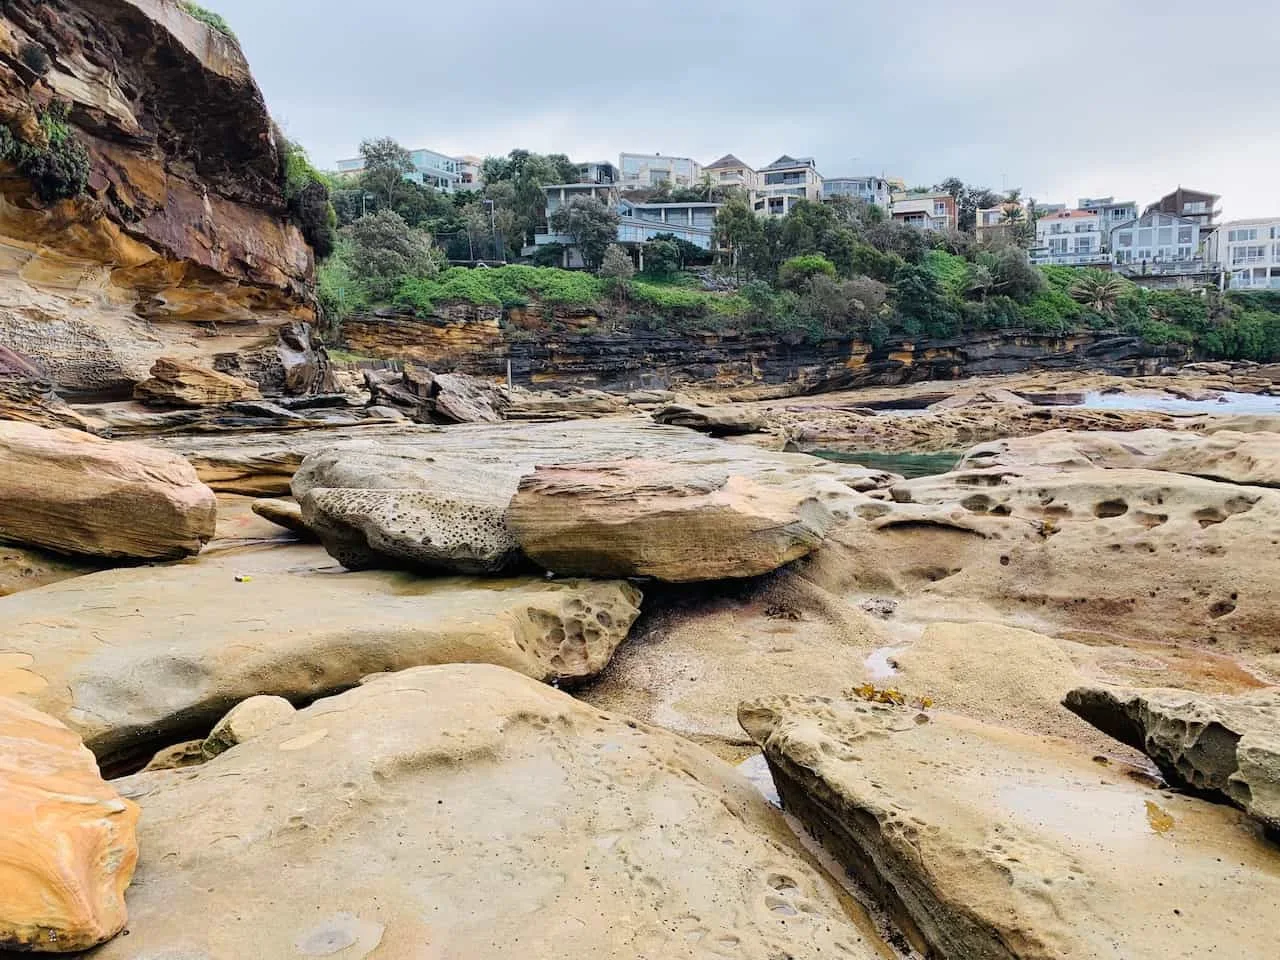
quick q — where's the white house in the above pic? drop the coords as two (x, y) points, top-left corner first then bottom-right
(618, 153), (702, 191)
(1079, 197), (1140, 232)
(891, 192), (957, 231)
(1207, 219), (1280, 289)
(335, 147), (463, 192)
(1110, 211), (1201, 269)
(1030, 208), (1109, 266)
(823, 176), (892, 209)
(754, 155), (823, 217)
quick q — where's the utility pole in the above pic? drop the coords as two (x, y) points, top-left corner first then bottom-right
(485, 199), (498, 263)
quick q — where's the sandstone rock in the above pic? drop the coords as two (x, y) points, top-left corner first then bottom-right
(0, 421), (216, 560)
(249, 498), (313, 538)
(288, 420), (873, 575)
(825, 462), (1280, 653)
(0, 696), (138, 952)
(0, 543), (99, 597)
(963, 427), (1280, 488)
(296, 452), (522, 573)
(133, 356), (262, 407)
(141, 740), (206, 773)
(213, 324), (337, 398)
(364, 364), (508, 424)
(0, 1), (317, 404)
(509, 458), (860, 581)
(96, 665), (888, 960)
(1065, 685), (1280, 834)
(741, 693), (1280, 959)
(201, 695), (297, 759)
(652, 400), (766, 436)
(0, 545), (641, 766)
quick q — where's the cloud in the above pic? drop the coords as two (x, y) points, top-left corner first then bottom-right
(214, 0), (1280, 219)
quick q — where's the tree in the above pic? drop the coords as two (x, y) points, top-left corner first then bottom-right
(714, 198), (763, 280)
(359, 137), (415, 209)
(642, 238), (680, 278)
(599, 244), (635, 304)
(935, 177), (1002, 234)
(549, 196), (620, 271)
(1069, 274), (1128, 317)
(344, 209), (442, 300)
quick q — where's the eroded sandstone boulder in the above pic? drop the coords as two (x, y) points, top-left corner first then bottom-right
(652, 400), (766, 436)
(95, 664), (888, 959)
(509, 457), (860, 581)
(1065, 685), (1280, 834)
(201, 694), (297, 759)
(133, 356), (262, 407)
(0, 545), (641, 766)
(963, 428), (1280, 488)
(0, 696), (138, 952)
(0, 421), (216, 560)
(249, 498), (313, 538)
(288, 420), (879, 576)
(741, 693), (1280, 959)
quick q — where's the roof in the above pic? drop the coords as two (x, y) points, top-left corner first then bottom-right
(762, 155), (816, 169)
(892, 191), (952, 201)
(704, 153), (751, 170)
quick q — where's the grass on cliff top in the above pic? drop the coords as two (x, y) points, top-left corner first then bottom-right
(180, 2), (236, 39)
(394, 265), (746, 317)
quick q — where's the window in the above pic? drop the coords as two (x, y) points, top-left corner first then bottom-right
(1138, 229), (1154, 246)
(934, 201), (947, 216)
(1274, 243), (1280, 261)
(1157, 227), (1174, 245)
(1075, 237), (1094, 253)
(1178, 226), (1193, 244)
(1229, 228), (1258, 242)
(1049, 238), (1068, 253)
(1117, 232), (1133, 247)
(1137, 250), (1151, 261)
(1177, 246), (1193, 260)
(1232, 245), (1267, 264)
(1112, 208), (1128, 219)
(1184, 201), (1207, 213)
(1271, 226), (1280, 239)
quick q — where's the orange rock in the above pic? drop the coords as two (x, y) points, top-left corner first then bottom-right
(0, 696), (138, 952)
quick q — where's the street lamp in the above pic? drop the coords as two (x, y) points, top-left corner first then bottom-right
(483, 199), (500, 263)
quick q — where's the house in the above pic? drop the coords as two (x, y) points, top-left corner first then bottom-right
(754, 155), (823, 217)
(1029, 208), (1109, 266)
(1079, 197), (1139, 232)
(619, 153), (702, 191)
(1147, 187), (1221, 230)
(975, 199), (1026, 243)
(1110, 211), (1202, 268)
(822, 176), (892, 209)
(335, 147), (463, 192)
(1207, 219), (1280, 290)
(703, 154), (757, 194)
(575, 161), (620, 185)
(617, 199), (720, 250)
(890, 191), (956, 231)
(455, 155), (484, 191)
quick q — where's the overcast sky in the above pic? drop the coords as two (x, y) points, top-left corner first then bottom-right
(213, 0), (1280, 220)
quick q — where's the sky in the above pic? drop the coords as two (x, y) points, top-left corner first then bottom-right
(212, 0), (1280, 221)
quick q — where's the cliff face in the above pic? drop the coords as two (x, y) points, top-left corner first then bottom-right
(0, 0), (316, 398)
(343, 305), (1192, 396)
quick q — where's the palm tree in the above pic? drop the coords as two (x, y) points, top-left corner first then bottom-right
(1069, 275), (1127, 317)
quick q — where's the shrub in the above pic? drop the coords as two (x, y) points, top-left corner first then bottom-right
(345, 210), (442, 301)
(19, 43), (50, 76)
(778, 254), (837, 291)
(180, 2), (236, 39)
(0, 101), (90, 203)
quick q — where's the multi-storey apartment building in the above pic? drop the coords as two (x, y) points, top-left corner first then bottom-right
(1147, 187), (1221, 231)
(1207, 219), (1280, 289)
(890, 191), (957, 231)
(1110, 211), (1202, 267)
(335, 147), (464, 192)
(618, 153), (702, 191)
(822, 176), (892, 209)
(1078, 196), (1139, 232)
(1030, 208), (1109, 266)
(754, 156), (823, 217)
(703, 154), (757, 194)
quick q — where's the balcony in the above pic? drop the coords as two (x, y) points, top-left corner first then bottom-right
(1030, 249), (1112, 267)
(1115, 259), (1211, 278)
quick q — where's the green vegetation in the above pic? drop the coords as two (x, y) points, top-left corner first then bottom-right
(0, 101), (90, 203)
(180, 2), (236, 39)
(312, 136), (1280, 360)
(276, 133), (337, 258)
